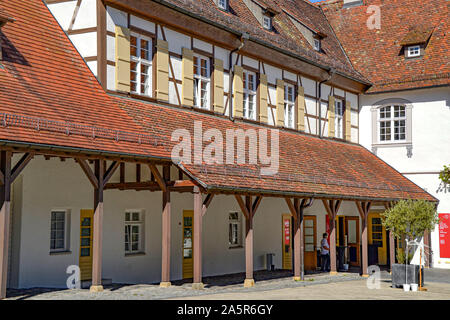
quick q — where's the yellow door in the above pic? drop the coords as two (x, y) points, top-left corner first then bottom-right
(368, 212), (387, 265)
(79, 209), (94, 281)
(182, 210), (194, 279)
(304, 215), (317, 271)
(282, 214), (292, 270)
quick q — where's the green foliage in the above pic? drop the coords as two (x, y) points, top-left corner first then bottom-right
(381, 199), (439, 241)
(440, 165), (450, 184)
(396, 250), (414, 265)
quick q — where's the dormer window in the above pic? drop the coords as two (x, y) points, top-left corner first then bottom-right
(263, 15), (272, 30)
(407, 45), (420, 58)
(314, 39), (321, 52)
(218, 0), (228, 11)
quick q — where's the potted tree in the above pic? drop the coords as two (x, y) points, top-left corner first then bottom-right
(381, 199), (439, 289)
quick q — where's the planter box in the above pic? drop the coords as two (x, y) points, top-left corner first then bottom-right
(392, 264), (424, 288)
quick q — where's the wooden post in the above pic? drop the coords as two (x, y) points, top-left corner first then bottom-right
(160, 165), (171, 287)
(0, 151), (11, 299)
(91, 159), (104, 292)
(244, 196), (254, 288)
(323, 199), (342, 275)
(389, 231), (395, 272)
(356, 201), (371, 277)
(286, 198), (313, 281)
(235, 195), (262, 288)
(192, 186), (203, 289)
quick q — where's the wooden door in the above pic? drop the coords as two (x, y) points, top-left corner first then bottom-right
(345, 217), (360, 266)
(79, 209), (94, 281)
(368, 212), (387, 265)
(304, 215), (317, 271)
(182, 210), (194, 279)
(281, 214), (292, 270)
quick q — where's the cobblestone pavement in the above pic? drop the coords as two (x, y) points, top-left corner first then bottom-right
(5, 268), (450, 300)
(5, 270), (362, 300)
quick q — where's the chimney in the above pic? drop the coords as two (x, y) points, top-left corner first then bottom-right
(343, 0), (364, 8)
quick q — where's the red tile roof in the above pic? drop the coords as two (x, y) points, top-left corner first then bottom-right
(0, 0), (436, 202)
(321, 0), (450, 93)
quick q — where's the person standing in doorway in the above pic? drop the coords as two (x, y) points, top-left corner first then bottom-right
(321, 233), (330, 272)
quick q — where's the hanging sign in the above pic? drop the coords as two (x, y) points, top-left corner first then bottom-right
(284, 219), (290, 245)
(439, 213), (450, 258)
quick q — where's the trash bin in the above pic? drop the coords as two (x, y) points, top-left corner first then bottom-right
(266, 253), (275, 271)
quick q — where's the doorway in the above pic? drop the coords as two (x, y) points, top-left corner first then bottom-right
(182, 210), (194, 279)
(281, 214), (292, 270)
(304, 215), (317, 271)
(79, 209), (94, 281)
(368, 212), (387, 265)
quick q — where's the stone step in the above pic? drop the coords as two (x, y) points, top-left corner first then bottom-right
(81, 279), (112, 289)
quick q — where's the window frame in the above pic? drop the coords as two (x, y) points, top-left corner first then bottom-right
(334, 98), (344, 139)
(262, 15), (272, 30)
(284, 83), (296, 129)
(193, 53), (211, 110)
(314, 38), (321, 52)
(407, 45), (420, 58)
(378, 105), (407, 143)
(243, 70), (257, 120)
(217, 0), (228, 10)
(130, 32), (153, 97)
(50, 210), (70, 253)
(228, 211), (242, 248)
(124, 210), (145, 255)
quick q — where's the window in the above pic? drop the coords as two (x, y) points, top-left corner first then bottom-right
(193, 54), (210, 109)
(130, 34), (152, 96)
(314, 38), (321, 52)
(243, 71), (257, 120)
(229, 212), (242, 247)
(263, 16), (272, 30)
(284, 84), (295, 128)
(218, 0), (228, 10)
(335, 99), (344, 139)
(379, 105), (406, 142)
(125, 210), (145, 254)
(407, 45), (420, 58)
(50, 210), (70, 252)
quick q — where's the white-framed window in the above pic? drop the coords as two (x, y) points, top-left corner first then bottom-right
(407, 45), (420, 58)
(228, 212), (242, 247)
(335, 99), (344, 139)
(243, 71), (257, 120)
(50, 210), (70, 252)
(130, 33), (152, 96)
(314, 38), (321, 52)
(125, 210), (145, 254)
(263, 15), (272, 30)
(378, 105), (406, 142)
(218, 0), (228, 10)
(193, 54), (211, 109)
(284, 84), (295, 129)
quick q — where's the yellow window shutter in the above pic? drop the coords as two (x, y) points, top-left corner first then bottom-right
(259, 74), (268, 123)
(345, 100), (352, 141)
(276, 79), (285, 127)
(297, 86), (306, 131)
(233, 65), (244, 118)
(156, 39), (169, 101)
(181, 48), (194, 106)
(213, 58), (224, 113)
(328, 95), (335, 137)
(115, 26), (131, 93)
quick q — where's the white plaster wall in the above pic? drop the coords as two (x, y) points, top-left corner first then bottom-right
(359, 86), (450, 268)
(48, 1), (78, 31)
(12, 157), (366, 288)
(69, 32), (97, 57)
(71, 0), (97, 30)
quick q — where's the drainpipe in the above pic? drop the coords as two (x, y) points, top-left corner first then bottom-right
(229, 32), (250, 121)
(317, 68), (335, 137)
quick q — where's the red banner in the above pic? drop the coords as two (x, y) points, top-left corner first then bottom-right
(439, 213), (450, 258)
